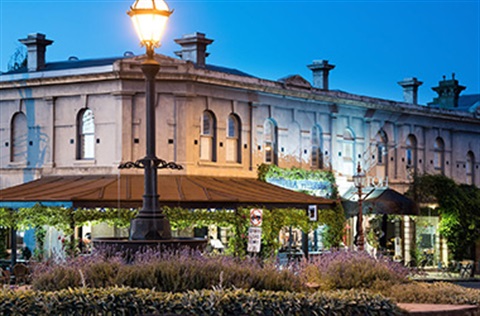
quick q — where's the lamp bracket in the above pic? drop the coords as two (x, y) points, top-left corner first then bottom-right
(118, 157), (183, 170)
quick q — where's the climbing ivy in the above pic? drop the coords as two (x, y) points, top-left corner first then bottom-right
(257, 164), (339, 199)
(407, 174), (480, 260)
(257, 163), (345, 249)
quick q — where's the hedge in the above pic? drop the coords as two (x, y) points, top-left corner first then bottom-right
(0, 287), (399, 315)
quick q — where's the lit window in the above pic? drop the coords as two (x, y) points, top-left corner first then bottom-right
(406, 134), (417, 169)
(226, 114), (241, 163)
(342, 128), (355, 175)
(376, 130), (388, 166)
(264, 119), (277, 164)
(77, 109), (95, 159)
(200, 111), (216, 161)
(10, 112), (28, 163)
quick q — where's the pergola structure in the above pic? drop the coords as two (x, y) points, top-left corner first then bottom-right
(0, 174), (335, 210)
(0, 174), (336, 265)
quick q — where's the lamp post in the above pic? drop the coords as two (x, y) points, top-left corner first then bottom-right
(120, 0), (182, 240)
(353, 162), (366, 251)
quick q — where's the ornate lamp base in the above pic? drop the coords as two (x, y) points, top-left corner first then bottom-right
(129, 214), (172, 240)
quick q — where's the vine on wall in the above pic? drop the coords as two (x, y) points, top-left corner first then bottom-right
(407, 174), (480, 260)
(1, 163), (345, 259)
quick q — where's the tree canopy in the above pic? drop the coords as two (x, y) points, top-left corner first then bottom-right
(407, 174), (480, 260)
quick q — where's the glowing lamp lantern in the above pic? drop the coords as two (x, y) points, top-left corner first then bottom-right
(128, 0), (172, 58)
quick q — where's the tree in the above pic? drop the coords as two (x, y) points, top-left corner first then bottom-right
(407, 174), (480, 260)
(7, 46), (27, 71)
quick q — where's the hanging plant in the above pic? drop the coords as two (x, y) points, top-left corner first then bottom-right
(0, 208), (14, 228)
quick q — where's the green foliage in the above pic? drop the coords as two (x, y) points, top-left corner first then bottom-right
(74, 208), (137, 228)
(257, 163), (339, 199)
(256, 164), (345, 250)
(407, 174), (480, 260)
(0, 229), (8, 259)
(33, 226), (46, 261)
(0, 287), (399, 316)
(317, 203), (346, 248)
(16, 204), (73, 234)
(0, 208), (15, 228)
(389, 282), (480, 305)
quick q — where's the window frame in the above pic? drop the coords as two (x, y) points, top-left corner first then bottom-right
(10, 112), (28, 163)
(77, 108), (95, 160)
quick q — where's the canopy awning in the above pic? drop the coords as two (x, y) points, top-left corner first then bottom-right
(0, 174), (335, 210)
(341, 187), (419, 216)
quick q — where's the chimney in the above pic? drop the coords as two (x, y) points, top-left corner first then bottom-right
(19, 33), (53, 72)
(174, 32), (213, 68)
(398, 77), (423, 105)
(428, 73), (466, 109)
(307, 60), (335, 90)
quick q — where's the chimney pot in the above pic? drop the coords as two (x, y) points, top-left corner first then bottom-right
(18, 33), (53, 72)
(174, 32), (213, 68)
(398, 77), (423, 105)
(307, 60), (335, 90)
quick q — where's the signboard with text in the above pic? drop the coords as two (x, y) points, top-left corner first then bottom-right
(247, 227), (262, 253)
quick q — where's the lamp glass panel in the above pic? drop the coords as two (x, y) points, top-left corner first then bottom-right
(133, 0), (169, 10)
(353, 173), (366, 188)
(131, 13), (169, 45)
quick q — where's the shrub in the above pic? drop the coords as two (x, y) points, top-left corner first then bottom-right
(299, 250), (411, 292)
(0, 287), (399, 315)
(388, 282), (480, 305)
(32, 248), (300, 292)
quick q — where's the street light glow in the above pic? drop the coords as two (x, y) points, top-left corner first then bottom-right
(128, 0), (172, 53)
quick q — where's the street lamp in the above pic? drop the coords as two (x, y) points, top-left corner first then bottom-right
(353, 162), (366, 251)
(120, 0), (181, 240)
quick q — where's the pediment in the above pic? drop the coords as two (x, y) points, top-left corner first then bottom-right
(278, 75), (311, 88)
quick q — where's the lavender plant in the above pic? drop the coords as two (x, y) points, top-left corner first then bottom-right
(31, 247), (300, 292)
(299, 250), (412, 292)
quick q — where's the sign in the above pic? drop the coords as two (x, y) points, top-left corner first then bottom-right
(247, 227), (262, 253)
(308, 205), (317, 221)
(250, 208), (263, 227)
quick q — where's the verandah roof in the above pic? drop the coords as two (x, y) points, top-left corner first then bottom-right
(0, 175), (335, 210)
(341, 186), (419, 216)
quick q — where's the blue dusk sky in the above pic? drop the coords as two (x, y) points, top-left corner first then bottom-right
(1, 0), (479, 105)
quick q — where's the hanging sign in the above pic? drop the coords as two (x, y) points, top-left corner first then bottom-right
(250, 208), (263, 227)
(308, 205), (317, 221)
(247, 227), (262, 253)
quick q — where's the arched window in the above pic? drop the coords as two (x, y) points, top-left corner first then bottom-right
(376, 130), (388, 165)
(466, 151), (475, 185)
(200, 110), (216, 161)
(264, 119), (277, 164)
(433, 137), (445, 173)
(405, 134), (417, 170)
(77, 108), (95, 159)
(226, 114), (241, 163)
(311, 125), (323, 169)
(10, 112), (28, 163)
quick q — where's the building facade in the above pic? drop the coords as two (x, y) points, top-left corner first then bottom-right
(1, 32), (480, 262)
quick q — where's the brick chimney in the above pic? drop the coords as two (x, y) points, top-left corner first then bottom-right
(174, 32), (213, 68)
(19, 33), (53, 72)
(428, 74), (466, 109)
(398, 77), (423, 105)
(307, 60), (335, 90)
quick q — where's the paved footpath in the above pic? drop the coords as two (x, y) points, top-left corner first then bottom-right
(398, 303), (480, 316)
